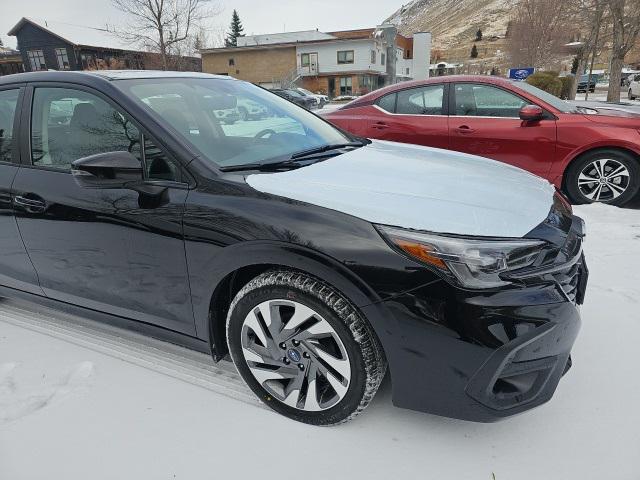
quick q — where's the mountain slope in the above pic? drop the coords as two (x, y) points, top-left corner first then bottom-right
(385, 0), (511, 49)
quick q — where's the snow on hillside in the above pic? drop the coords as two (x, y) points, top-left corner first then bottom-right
(1, 202), (640, 479)
(385, 0), (512, 49)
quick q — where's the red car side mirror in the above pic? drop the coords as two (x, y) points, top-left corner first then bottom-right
(519, 105), (544, 122)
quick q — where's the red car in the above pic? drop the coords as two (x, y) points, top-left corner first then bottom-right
(324, 75), (640, 206)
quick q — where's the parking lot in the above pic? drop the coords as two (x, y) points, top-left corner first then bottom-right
(2, 201), (639, 480)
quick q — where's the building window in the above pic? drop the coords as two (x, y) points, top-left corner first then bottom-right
(27, 50), (46, 71)
(406, 67), (410, 75)
(228, 58), (235, 66)
(381, 53), (386, 66)
(337, 50), (354, 64)
(357, 75), (376, 94)
(339, 76), (352, 95)
(370, 50), (376, 64)
(301, 53), (310, 67)
(55, 48), (70, 70)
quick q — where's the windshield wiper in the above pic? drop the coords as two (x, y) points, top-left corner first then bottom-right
(220, 140), (369, 173)
(289, 140), (368, 160)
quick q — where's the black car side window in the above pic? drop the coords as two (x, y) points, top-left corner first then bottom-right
(0, 89), (20, 163)
(30, 87), (181, 182)
(31, 87), (141, 171)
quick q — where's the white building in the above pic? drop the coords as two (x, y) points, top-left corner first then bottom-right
(202, 28), (431, 97)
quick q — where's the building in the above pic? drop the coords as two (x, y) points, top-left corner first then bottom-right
(7, 17), (201, 73)
(0, 46), (23, 76)
(201, 27), (431, 97)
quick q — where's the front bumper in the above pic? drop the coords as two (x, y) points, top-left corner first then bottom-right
(362, 271), (584, 421)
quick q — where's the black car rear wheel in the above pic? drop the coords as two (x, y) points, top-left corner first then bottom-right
(565, 149), (640, 205)
(226, 270), (386, 425)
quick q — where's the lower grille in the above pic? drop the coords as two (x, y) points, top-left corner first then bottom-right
(553, 261), (581, 303)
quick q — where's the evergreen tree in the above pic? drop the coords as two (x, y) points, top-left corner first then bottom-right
(470, 44), (478, 58)
(570, 56), (579, 74)
(225, 10), (244, 47)
(475, 28), (482, 42)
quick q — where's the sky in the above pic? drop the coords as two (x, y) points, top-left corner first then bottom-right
(0, 0), (407, 49)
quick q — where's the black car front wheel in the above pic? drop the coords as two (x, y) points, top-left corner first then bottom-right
(226, 270), (386, 425)
(565, 149), (640, 205)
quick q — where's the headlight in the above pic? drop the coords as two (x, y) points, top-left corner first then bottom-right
(376, 225), (546, 289)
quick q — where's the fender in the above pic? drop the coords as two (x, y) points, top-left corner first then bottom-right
(185, 239), (388, 345)
(550, 138), (640, 188)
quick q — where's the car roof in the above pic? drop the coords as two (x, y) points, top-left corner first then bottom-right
(0, 70), (234, 86)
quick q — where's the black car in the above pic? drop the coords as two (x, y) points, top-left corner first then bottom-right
(577, 74), (597, 93)
(0, 71), (586, 425)
(270, 88), (315, 109)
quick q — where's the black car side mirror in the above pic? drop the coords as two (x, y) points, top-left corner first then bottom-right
(71, 151), (142, 189)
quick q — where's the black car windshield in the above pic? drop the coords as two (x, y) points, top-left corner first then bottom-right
(510, 81), (577, 113)
(116, 77), (352, 169)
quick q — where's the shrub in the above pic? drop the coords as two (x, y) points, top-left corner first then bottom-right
(526, 72), (563, 97)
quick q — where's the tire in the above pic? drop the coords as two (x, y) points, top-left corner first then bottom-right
(238, 107), (248, 121)
(629, 89), (637, 100)
(565, 149), (640, 206)
(226, 270), (386, 425)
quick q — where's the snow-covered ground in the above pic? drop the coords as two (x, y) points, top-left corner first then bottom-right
(1, 202), (640, 479)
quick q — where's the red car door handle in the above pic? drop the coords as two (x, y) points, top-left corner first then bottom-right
(372, 122), (389, 130)
(454, 125), (475, 134)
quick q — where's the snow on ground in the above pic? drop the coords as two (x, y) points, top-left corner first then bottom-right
(1, 202), (640, 479)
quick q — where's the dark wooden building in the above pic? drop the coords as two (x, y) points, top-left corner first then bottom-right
(0, 47), (24, 76)
(8, 17), (201, 73)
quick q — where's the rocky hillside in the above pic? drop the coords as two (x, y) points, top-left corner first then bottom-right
(385, 0), (512, 51)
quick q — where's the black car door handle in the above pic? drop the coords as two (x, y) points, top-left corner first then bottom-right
(372, 122), (389, 130)
(14, 195), (47, 213)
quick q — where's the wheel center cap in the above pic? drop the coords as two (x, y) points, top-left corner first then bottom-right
(599, 177), (607, 184)
(287, 348), (302, 363)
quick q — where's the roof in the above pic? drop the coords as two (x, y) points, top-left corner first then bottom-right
(0, 70), (233, 85)
(237, 30), (336, 47)
(202, 27), (409, 54)
(8, 17), (133, 50)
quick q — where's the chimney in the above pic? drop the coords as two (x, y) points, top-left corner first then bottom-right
(412, 32), (431, 80)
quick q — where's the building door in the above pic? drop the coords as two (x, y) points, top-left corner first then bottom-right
(328, 77), (336, 99)
(309, 53), (318, 75)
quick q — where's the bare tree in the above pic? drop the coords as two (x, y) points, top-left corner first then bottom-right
(606, 0), (640, 101)
(110, 0), (215, 70)
(566, 0), (608, 99)
(507, 0), (572, 69)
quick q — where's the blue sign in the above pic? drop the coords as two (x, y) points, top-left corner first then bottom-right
(508, 67), (535, 80)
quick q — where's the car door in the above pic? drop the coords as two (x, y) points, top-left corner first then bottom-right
(448, 82), (557, 177)
(12, 84), (195, 334)
(0, 84), (44, 295)
(366, 83), (449, 149)
(633, 75), (640, 96)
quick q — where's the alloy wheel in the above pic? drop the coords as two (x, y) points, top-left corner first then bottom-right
(240, 299), (351, 411)
(577, 158), (630, 202)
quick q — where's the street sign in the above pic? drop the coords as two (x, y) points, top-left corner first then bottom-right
(508, 67), (535, 80)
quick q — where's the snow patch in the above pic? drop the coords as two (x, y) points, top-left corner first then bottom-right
(0, 361), (94, 424)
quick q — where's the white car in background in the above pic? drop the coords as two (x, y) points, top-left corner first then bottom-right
(295, 88), (329, 108)
(628, 74), (640, 100)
